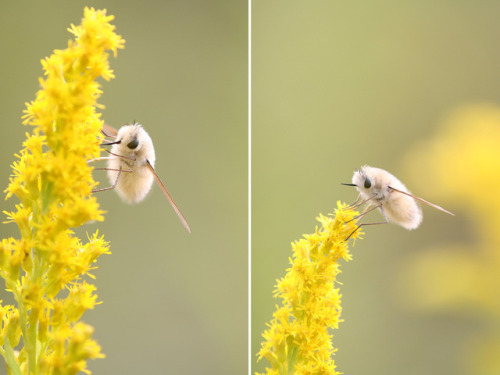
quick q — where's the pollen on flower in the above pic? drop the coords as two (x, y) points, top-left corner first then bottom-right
(0, 7), (123, 375)
(257, 201), (362, 375)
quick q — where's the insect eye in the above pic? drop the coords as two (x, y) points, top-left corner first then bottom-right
(364, 178), (371, 189)
(127, 138), (139, 149)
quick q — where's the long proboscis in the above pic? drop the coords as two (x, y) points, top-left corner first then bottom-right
(388, 186), (455, 216)
(146, 160), (192, 233)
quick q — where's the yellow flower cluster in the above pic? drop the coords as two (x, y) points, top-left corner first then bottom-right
(257, 202), (362, 375)
(0, 7), (124, 375)
(403, 104), (500, 374)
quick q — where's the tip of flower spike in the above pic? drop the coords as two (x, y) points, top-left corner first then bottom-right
(317, 201), (364, 244)
(258, 202), (364, 374)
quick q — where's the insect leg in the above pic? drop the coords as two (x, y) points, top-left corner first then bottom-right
(345, 195), (379, 225)
(348, 194), (378, 210)
(347, 194), (362, 209)
(348, 202), (382, 222)
(357, 205), (390, 227)
(88, 150), (134, 194)
(87, 156), (114, 163)
(344, 204), (389, 241)
(92, 168), (123, 193)
(103, 149), (135, 162)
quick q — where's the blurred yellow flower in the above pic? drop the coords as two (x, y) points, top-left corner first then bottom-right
(0, 7), (123, 375)
(402, 104), (500, 374)
(257, 202), (362, 375)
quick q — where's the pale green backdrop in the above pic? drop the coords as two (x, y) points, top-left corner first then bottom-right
(252, 1), (500, 375)
(0, 1), (247, 374)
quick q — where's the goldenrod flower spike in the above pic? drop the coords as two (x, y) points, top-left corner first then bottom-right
(1, 7), (124, 375)
(257, 201), (363, 375)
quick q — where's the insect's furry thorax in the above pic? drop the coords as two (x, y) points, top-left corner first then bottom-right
(353, 166), (388, 201)
(113, 123), (156, 167)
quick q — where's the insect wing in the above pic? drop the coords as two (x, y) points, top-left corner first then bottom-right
(146, 160), (191, 233)
(102, 123), (119, 138)
(388, 186), (455, 216)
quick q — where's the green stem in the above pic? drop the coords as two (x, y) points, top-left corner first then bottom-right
(3, 336), (22, 375)
(28, 314), (38, 375)
(11, 281), (37, 375)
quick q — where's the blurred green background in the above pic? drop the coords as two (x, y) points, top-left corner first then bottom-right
(0, 1), (247, 374)
(252, 1), (500, 375)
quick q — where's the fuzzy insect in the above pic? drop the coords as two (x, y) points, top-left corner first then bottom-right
(93, 122), (191, 233)
(342, 165), (453, 237)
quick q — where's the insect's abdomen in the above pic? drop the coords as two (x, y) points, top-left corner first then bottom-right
(384, 193), (422, 230)
(107, 159), (154, 204)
